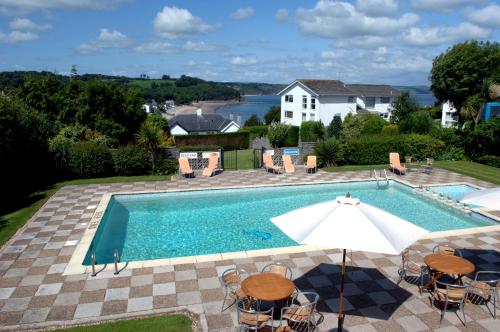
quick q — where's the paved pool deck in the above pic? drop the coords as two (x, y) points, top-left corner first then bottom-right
(0, 168), (499, 331)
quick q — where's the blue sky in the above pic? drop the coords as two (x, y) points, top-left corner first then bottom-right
(0, 0), (499, 85)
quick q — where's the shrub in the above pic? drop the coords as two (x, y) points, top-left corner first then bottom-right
(313, 139), (345, 167)
(239, 125), (268, 140)
(264, 106), (280, 125)
(179, 145), (221, 152)
(286, 126), (299, 147)
(476, 155), (500, 168)
(153, 157), (179, 175)
(244, 114), (262, 127)
(381, 124), (399, 136)
(113, 145), (152, 176)
(327, 115), (342, 138)
(463, 119), (500, 159)
(360, 115), (386, 135)
(436, 146), (466, 161)
(345, 134), (445, 165)
(300, 121), (325, 142)
(174, 132), (249, 150)
(68, 141), (113, 178)
(268, 122), (289, 148)
(433, 127), (463, 147)
(399, 111), (436, 134)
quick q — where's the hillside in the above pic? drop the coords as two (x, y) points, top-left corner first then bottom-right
(220, 82), (286, 95)
(393, 85), (432, 95)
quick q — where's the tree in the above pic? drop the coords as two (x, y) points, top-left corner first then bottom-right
(267, 122), (289, 148)
(162, 74), (171, 80)
(430, 40), (500, 123)
(244, 114), (262, 127)
(360, 115), (386, 135)
(399, 111), (436, 134)
(264, 106), (280, 125)
(71, 65), (78, 78)
(390, 91), (419, 123)
(327, 115), (342, 138)
(460, 95), (485, 126)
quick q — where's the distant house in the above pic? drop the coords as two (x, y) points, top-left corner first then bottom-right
(441, 101), (458, 128)
(142, 100), (175, 113)
(168, 109), (240, 135)
(278, 79), (400, 126)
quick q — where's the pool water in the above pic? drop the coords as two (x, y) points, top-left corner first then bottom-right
(83, 182), (495, 264)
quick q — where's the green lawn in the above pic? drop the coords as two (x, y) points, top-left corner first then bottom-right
(236, 149), (257, 170)
(55, 315), (191, 332)
(434, 160), (500, 185)
(0, 175), (169, 247)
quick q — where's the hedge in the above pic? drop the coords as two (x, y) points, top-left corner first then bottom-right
(300, 121), (324, 142)
(239, 125), (268, 140)
(286, 126), (299, 147)
(68, 141), (114, 178)
(113, 145), (152, 176)
(344, 134), (445, 165)
(174, 132), (249, 150)
(476, 155), (500, 168)
(179, 145), (221, 152)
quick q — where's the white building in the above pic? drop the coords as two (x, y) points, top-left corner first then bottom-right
(441, 101), (458, 128)
(168, 109), (240, 135)
(278, 79), (400, 126)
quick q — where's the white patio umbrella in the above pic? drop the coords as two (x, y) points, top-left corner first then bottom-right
(271, 193), (429, 331)
(460, 187), (500, 210)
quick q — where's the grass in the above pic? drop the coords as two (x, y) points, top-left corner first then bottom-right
(236, 149), (257, 170)
(322, 164), (387, 172)
(434, 160), (500, 185)
(55, 315), (192, 332)
(0, 174), (169, 247)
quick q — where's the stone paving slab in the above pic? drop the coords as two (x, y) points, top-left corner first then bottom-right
(0, 168), (499, 331)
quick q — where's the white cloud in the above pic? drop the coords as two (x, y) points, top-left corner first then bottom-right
(78, 28), (130, 53)
(134, 42), (178, 53)
(0, 0), (127, 14)
(402, 22), (491, 47)
(9, 18), (51, 30)
(320, 50), (348, 59)
(0, 30), (38, 43)
(410, 0), (484, 12)
(296, 0), (419, 39)
(183, 41), (218, 51)
(374, 46), (388, 55)
(356, 0), (398, 17)
(231, 7), (254, 20)
(463, 4), (500, 28)
(372, 54), (432, 72)
(275, 8), (288, 21)
(188, 60), (196, 66)
(230, 56), (257, 65)
(153, 6), (219, 39)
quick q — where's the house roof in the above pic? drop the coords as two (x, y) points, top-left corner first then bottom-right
(346, 84), (400, 98)
(168, 113), (238, 133)
(296, 79), (355, 96)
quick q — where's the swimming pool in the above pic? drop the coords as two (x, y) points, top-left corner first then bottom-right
(83, 181), (496, 265)
(428, 184), (479, 204)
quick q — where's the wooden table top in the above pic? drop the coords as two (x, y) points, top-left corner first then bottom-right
(241, 273), (295, 301)
(424, 254), (475, 275)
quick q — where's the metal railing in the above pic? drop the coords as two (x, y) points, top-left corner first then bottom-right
(90, 249), (126, 277)
(372, 169), (389, 188)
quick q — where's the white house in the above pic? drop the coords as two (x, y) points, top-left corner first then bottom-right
(278, 79), (400, 126)
(168, 109), (240, 135)
(441, 101), (458, 128)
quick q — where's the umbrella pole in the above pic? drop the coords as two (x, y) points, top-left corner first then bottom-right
(338, 248), (346, 331)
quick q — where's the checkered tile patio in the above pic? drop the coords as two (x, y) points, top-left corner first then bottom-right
(0, 168), (499, 331)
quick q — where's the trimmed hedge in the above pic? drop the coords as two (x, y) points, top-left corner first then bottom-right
(68, 141), (114, 178)
(286, 126), (299, 147)
(476, 155), (500, 168)
(174, 132), (249, 150)
(239, 125), (269, 140)
(113, 145), (152, 176)
(179, 145), (221, 152)
(345, 134), (445, 165)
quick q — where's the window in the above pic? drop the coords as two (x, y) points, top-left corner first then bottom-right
(302, 95), (307, 109)
(348, 96), (354, 103)
(380, 97), (390, 103)
(310, 113), (315, 121)
(285, 95), (293, 102)
(365, 97), (376, 109)
(302, 113), (306, 121)
(285, 111), (293, 119)
(311, 97), (316, 110)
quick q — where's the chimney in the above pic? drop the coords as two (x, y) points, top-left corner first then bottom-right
(196, 108), (202, 117)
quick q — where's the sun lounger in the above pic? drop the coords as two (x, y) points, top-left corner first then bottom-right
(179, 157), (195, 178)
(283, 155), (295, 174)
(202, 153), (222, 177)
(305, 155), (317, 174)
(389, 152), (406, 175)
(263, 153), (282, 174)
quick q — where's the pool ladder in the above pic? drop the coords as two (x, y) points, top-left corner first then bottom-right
(372, 169), (389, 188)
(90, 249), (125, 277)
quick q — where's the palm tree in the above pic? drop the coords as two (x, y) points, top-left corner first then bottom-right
(135, 122), (164, 171)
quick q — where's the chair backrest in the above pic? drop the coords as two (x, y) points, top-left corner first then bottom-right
(237, 303), (273, 329)
(283, 155), (295, 173)
(263, 153), (272, 167)
(435, 280), (468, 302)
(307, 155), (316, 168)
(433, 245), (460, 256)
(262, 262), (293, 279)
(390, 152), (401, 167)
(474, 271), (500, 290)
(208, 154), (218, 169)
(427, 158), (434, 165)
(221, 268), (248, 289)
(178, 157), (192, 173)
(282, 291), (319, 323)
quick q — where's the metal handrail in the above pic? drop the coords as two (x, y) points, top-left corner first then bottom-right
(114, 249), (120, 275)
(91, 252), (97, 277)
(372, 169), (380, 188)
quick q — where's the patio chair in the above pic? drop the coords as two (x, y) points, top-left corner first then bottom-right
(178, 157), (194, 178)
(202, 153), (222, 177)
(431, 280), (469, 326)
(280, 291), (319, 332)
(283, 155), (295, 174)
(237, 302), (274, 332)
(305, 155), (317, 174)
(261, 262), (293, 280)
(389, 152), (406, 175)
(467, 271), (500, 318)
(397, 248), (428, 294)
(423, 158), (434, 174)
(433, 245), (462, 257)
(263, 153), (282, 174)
(221, 268), (249, 312)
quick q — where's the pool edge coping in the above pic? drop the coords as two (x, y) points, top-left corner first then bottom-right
(63, 178), (500, 276)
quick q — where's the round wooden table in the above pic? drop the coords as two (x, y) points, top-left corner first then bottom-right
(423, 254), (475, 289)
(242, 272), (295, 302)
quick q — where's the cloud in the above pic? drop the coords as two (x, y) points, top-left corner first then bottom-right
(402, 22), (491, 47)
(0, 30), (38, 43)
(410, 0), (484, 12)
(9, 18), (51, 30)
(275, 8), (288, 21)
(356, 0), (398, 17)
(78, 28), (130, 53)
(463, 4), (500, 28)
(134, 41), (178, 53)
(153, 6), (219, 39)
(230, 56), (257, 65)
(231, 7), (254, 20)
(320, 50), (348, 59)
(183, 41), (218, 52)
(0, 0), (127, 15)
(295, 0), (419, 39)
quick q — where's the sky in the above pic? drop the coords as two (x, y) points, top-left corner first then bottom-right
(0, 0), (499, 86)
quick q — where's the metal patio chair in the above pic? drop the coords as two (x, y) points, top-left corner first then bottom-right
(467, 271), (500, 319)
(221, 268), (250, 312)
(280, 291), (319, 332)
(431, 280), (469, 326)
(237, 301), (274, 332)
(261, 262), (293, 280)
(397, 248), (428, 294)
